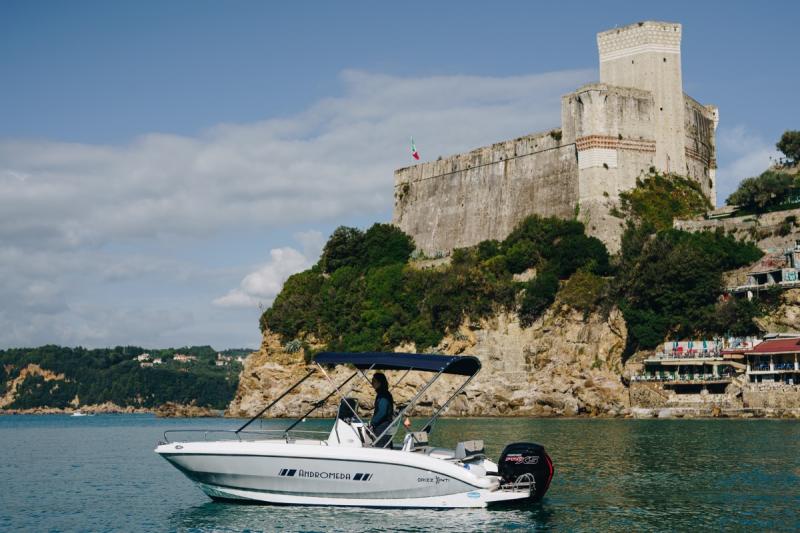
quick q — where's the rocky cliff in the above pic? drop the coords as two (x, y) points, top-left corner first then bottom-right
(227, 303), (629, 418)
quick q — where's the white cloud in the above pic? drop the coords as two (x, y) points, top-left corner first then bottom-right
(0, 69), (590, 251)
(715, 126), (781, 205)
(0, 68), (592, 347)
(214, 240), (322, 309)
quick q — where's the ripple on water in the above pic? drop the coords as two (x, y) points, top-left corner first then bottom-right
(0, 415), (798, 532)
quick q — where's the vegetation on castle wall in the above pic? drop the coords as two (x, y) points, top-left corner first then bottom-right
(618, 171), (711, 232)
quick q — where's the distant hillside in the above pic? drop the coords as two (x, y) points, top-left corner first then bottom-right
(0, 345), (247, 412)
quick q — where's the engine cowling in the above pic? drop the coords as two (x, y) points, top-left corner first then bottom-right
(498, 442), (554, 502)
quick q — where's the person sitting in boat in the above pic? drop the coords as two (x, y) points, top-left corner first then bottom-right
(369, 372), (394, 448)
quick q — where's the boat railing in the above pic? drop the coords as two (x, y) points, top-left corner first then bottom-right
(161, 428), (330, 444)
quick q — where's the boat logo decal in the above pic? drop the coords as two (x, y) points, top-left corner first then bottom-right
(504, 453), (539, 465)
(467, 491), (480, 499)
(278, 468), (373, 481)
(417, 475), (450, 485)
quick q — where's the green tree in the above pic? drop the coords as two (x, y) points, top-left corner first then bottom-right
(320, 226), (365, 273)
(362, 223), (415, 269)
(777, 130), (800, 165)
(726, 170), (796, 212)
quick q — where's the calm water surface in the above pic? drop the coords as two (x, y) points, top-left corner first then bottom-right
(0, 415), (798, 532)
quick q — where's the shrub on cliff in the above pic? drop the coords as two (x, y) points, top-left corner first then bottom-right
(558, 270), (610, 313)
(619, 171), (711, 231)
(519, 270), (559, 326)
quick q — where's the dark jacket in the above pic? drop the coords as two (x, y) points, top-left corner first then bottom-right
(371, 390), (394, 430)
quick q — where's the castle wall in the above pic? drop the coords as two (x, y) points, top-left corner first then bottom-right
(393, 132), (578, 255)
(683, 95), (718, 205)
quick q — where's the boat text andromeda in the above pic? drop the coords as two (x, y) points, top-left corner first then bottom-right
(155, 352), (554, 508)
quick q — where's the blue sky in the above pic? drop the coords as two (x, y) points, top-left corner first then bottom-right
(1, 1), (798, 349)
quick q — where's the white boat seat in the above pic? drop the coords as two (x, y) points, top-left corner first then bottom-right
(455, 440), (485, 460)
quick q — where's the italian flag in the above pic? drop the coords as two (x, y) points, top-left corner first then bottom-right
(411, 137), (420, 160)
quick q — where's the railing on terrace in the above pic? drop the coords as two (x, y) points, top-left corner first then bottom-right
(632, 373), (734, 383)
(650, 349), (723, 360)
(750, 362), (799, 371)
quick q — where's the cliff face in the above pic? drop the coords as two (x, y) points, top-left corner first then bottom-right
(755, 289), (800, 333)
(227, 303), (629, 418)
(0, 364), (68, 409)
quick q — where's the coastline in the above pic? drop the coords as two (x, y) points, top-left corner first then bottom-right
(4, 406), (799, 419)
(0, 401), (221, 418)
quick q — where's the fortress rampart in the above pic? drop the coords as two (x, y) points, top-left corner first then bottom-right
(393, 21), (717, 255)
(393, 131), (577, 254)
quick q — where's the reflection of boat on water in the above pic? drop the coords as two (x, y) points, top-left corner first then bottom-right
(155, 352), (554, 508)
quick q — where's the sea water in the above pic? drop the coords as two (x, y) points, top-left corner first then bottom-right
(1, 415), (798, 532)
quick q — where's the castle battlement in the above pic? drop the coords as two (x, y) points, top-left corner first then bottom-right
(597, 21), (681, 61)
(393, 21), (716, 255)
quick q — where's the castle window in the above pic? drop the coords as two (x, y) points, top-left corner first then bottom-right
(663, 57), (667, 62)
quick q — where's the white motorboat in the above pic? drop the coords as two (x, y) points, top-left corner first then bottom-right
(155, 352), (554, 508)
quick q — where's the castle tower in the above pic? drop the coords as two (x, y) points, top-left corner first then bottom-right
(597, 21), (685, 173)
(394, 21), (717, 256)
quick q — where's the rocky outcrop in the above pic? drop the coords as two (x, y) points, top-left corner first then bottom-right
(0, 364), (67, 409)
(154, 402), (219, 418)
(755, 289), (800, 333)
(227, 303), (629, 418)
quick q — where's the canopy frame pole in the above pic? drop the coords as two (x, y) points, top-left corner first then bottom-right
(389, 368), (412, 392)
(419, 372), (477, 433)
(282, 371), (358, 435)
(316, 363), (375, 438)
(235, 369), (316, 434)
(371, 367), (445, 448)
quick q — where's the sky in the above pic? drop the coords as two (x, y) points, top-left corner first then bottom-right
(1, 1), (798, 350)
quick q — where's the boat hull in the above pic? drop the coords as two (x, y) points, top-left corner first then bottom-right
(156, 440), (529, 508)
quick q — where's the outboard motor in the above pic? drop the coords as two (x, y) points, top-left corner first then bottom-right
(498, 442), (554, 502)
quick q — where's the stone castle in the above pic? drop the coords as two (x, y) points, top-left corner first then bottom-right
(393, 21), (718, 253)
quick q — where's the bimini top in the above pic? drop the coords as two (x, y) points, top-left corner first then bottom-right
(314, 352), (481, 377)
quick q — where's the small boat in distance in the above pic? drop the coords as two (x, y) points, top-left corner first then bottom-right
(155, 352), (554, 508)
(71, 411), (88, 417)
